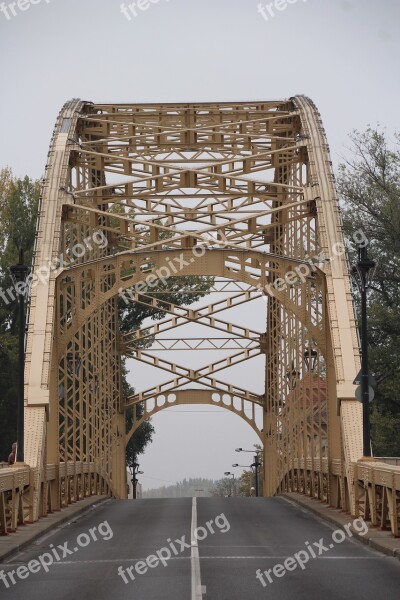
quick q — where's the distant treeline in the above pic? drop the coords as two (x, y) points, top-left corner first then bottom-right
(143, 478), (215, 498)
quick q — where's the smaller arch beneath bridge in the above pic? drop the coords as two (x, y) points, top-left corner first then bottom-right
(126, 389), (264, 444)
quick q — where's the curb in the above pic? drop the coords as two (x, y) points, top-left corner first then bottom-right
(281, 493), (400, 562)
(0, 495), (110, 563)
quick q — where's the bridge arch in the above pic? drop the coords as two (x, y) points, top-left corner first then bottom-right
(126, 390), (263, 443)
(20, 97), (364, 525)
(56, 247), (327, 356)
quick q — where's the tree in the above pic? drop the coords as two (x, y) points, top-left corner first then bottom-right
(119, 275), (214, 334)
(0, 168), (214, 466)
(337, 128), (400, 455)
(123, 360), (155, 468)
(0, 169), (40, 461)
(238, 470), (254, 497)
(237, 444), (263, 496)
(211, 477), (234, 497)
(143, 478), (214, 498)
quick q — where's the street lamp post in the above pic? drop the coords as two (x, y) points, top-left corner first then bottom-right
(224, 472), (235, 496)
(232, 464), (251, 496)
(252, 455), (262, 497)
(235, 448), (263, 497)
(9, 250), (30, 464)
(128, 460), (144, 499)
(351, 244), (376, 458)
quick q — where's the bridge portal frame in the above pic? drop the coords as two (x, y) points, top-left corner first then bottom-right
(17, 97), (369, 525)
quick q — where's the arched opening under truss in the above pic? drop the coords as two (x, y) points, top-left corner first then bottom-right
(56, 250), (330, 499)
(127, 401), (264, 496)
(116, 257), (329, 500)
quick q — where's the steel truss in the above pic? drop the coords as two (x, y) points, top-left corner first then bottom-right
(3, 97), (396, 532)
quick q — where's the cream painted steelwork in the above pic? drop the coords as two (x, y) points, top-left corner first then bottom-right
(2, 98), (397, 536)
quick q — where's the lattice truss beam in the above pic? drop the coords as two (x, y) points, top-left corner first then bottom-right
(58, 102), (328, 462)
(24, 99), (362, 511)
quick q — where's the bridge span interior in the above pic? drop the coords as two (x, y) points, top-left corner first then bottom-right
(1, 98), (399, 540)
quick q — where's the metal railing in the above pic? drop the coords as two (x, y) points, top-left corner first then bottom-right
(281, 458), (400, 537)
(375, 457), (400, 466)
(0, 462), (111, 536)
(1, 459), (399, 538)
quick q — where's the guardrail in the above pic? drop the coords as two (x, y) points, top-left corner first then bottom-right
(2, 459), (399, 538)
(375, 457), (400, 467)
(0, 462), (111, 536)
(354, 460), (400, 537)
(281, 458), (400, 538)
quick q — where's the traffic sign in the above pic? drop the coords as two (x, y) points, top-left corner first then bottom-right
(353, 370), (376, 387)
(355, 385), (375, 403)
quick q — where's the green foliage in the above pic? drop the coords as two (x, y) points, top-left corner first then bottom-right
(119, 276), (214, 334)
(123, 360), (155, 467)
(238, 470), (254, 497)
(370, 406), (400, 456)
(337, 128), (400, 455)
(0, 169), (40, 461)
(0, 167), (214, 467)
(212, 477), (237, 497)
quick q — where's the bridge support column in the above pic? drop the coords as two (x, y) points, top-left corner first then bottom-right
(112, 412), (128, 499)
(25, 405), (48, 522)
(326, 328), (346, 509)
(263, 408), (275, 497)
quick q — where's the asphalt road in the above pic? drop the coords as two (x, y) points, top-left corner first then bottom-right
(1, 496), (400, 599)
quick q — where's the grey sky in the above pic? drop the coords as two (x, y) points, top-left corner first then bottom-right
(1, 0), (399, 490)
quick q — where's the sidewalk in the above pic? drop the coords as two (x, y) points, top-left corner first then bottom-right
(0, 495), (110, 562)
(283, 492), (400, 561)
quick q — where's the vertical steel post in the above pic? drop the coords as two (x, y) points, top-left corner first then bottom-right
(360, 246), (371, 457)
(16, 289), (25, 463)
(254, 455), (259, 497)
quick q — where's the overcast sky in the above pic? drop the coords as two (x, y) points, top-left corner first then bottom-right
(1, 0), (399, 490)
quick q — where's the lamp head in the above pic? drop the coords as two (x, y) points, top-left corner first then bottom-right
(352, 245), (377, 291)
(9, 249), (30, 287)
(304, 347), (318, 371)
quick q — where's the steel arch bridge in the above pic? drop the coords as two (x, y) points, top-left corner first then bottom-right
(2, 98), (400, 537)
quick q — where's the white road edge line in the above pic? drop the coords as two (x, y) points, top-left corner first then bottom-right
(191, 497), (205, 599)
